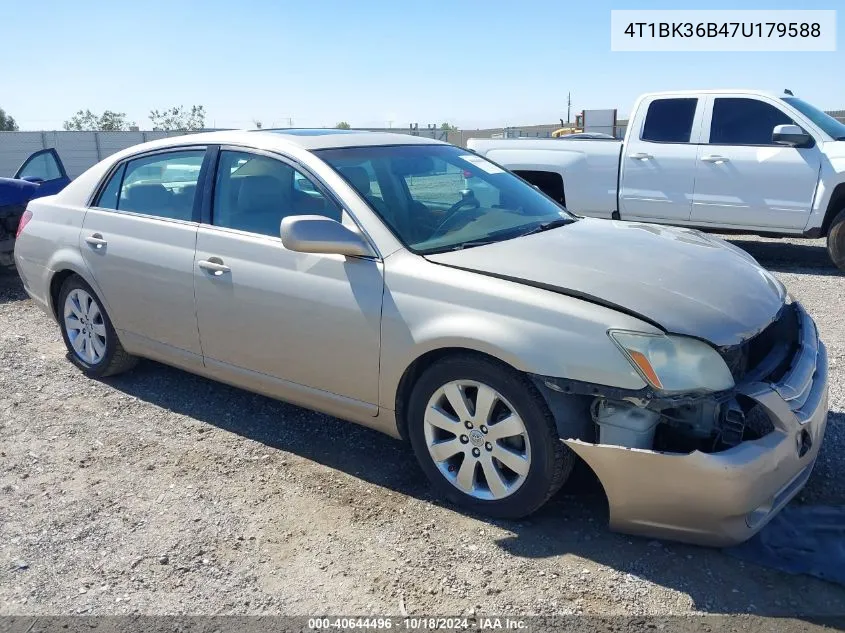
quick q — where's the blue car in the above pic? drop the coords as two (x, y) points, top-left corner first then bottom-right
(0, 149), (71, 269)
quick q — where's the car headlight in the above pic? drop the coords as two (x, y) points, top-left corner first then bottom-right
(608, 331), (735, 394)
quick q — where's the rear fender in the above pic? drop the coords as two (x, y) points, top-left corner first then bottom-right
(44, 250), (109, 322)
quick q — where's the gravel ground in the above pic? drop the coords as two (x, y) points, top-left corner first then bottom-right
(1, 235), (843, 621)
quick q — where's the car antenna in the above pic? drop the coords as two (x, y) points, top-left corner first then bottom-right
(784, 88), (794, 96)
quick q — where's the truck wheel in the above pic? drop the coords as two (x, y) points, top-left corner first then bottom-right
(58, 275), (138, 377)
(407, 354), (574, 518)
(828, 208), (845, 272)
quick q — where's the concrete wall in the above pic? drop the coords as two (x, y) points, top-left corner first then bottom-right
(0, 130), (192, 179)
(3, 114), (844, 179)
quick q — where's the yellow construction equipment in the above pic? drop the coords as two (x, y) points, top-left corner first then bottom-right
(551, 126), (584, 138)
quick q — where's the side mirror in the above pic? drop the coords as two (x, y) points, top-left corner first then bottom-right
(281, 215), (375, 257)
(772, 124), (812, 148)
(20, 176), (45, 184)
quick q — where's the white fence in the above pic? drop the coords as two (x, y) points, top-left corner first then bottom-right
(0, 130), (195, 179)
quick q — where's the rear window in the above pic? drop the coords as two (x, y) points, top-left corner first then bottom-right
(641, 98), (698, 143)
(92, 150), (205, 222)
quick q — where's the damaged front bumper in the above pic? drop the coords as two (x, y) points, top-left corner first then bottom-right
(552, 303), (829, 547)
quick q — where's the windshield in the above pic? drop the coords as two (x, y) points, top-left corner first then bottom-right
(316, 144), (574, 253)
(782, 97), (845, 140)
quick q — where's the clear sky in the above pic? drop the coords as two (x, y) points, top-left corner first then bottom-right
(2, 0), (843, 130)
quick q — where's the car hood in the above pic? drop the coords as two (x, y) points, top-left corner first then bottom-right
(0, 177), (39, 208)
(424, 219), (786, 347)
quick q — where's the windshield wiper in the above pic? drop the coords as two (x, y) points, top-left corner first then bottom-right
(425, 239), (499, 253)
(517, 217), (574, 237)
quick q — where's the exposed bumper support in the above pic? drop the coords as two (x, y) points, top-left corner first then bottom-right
(559, 304), (829, 546)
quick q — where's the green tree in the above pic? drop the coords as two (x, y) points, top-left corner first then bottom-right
(335, 121), (351, 129)
(149, 105), (206, 131)
(0, 107), (20, 131)
(63, 109), (134, 131)
(440, 122), (458, 132)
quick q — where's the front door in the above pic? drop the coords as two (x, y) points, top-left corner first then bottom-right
(80, 148), (207, 356)
(14, 148), (71, 197)
(619, 96), (704, 222)
(193, 148), (383, 406)
(690, 96), (821, 230)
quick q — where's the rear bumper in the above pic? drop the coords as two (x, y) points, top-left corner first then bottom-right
(14, 248), (53, 317)
(566, 303), (829, 547)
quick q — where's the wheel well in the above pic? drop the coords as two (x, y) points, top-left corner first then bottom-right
(394, 348), (518, 441)
(49, 270), (77, 319)
(512, 170), (566, 206)
(822, 182), (845, 236)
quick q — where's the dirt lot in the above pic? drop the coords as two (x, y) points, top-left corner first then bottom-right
(1, 235), (843, 620)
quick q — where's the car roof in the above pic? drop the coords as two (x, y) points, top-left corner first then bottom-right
(643, 89), (785, 99)
(260, 128), (448, 149)
(120, 129), (447, 156)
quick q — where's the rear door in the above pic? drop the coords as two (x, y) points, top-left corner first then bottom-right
(619, 96), (704, 222)
(80, 147), (208, 358)
(14, 149), (71, 197)
(690, 95), (821, 230)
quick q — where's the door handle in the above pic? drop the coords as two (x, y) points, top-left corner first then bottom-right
(198, 258), (231, 276)
(701, 155), (730, 164)
(629, 152), (653, 160)
(85, 234), (107, 249)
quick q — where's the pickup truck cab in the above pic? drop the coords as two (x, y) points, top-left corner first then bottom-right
(468, 90), (845, 270)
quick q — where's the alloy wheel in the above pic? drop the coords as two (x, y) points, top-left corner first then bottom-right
(423, 380), (531, 501)
(63, 288), (107, 365)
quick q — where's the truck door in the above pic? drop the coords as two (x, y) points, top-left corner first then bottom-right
(619, 96), (704, 222)
(14, 149), (71, 198)
(689, 95), (821, 231)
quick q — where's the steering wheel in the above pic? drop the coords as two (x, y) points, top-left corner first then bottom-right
(430, 197), (481, 238)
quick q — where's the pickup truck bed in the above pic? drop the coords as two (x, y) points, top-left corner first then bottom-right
(469, 137), (623, 219)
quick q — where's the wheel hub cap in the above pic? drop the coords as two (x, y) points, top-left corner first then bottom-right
(423, 380), (531, 501)
(63, 288), (107, 365)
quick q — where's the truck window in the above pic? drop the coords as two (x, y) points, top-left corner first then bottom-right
(641, 98), (698, 143)
(709, 98), (794, 146)
(513, 170), (565, 205)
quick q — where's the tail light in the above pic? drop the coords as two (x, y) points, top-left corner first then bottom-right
(16, 209), (33, 238)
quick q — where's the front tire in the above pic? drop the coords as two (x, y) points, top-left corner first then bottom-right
(408, 355), (574, 519)
(58, 275), (137, 377)
(827, 208), (845, 272)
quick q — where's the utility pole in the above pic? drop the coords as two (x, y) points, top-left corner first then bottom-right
(566, 92), (571, 125)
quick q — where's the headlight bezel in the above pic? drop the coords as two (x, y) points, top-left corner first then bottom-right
(608, 329), (736, 395)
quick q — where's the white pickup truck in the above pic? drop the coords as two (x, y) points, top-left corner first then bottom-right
(468, 90), (845, 270)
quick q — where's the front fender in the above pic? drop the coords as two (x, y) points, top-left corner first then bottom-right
(805, 150), (845, 233)
(378, 251), (651, 412)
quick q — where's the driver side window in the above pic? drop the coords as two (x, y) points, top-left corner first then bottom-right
(709, 98), (794, 146)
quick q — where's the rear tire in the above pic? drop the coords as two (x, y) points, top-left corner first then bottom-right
(827, 208), (845, 272)
(58, 275), (138, 377)
(407, 354), (574, 519)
